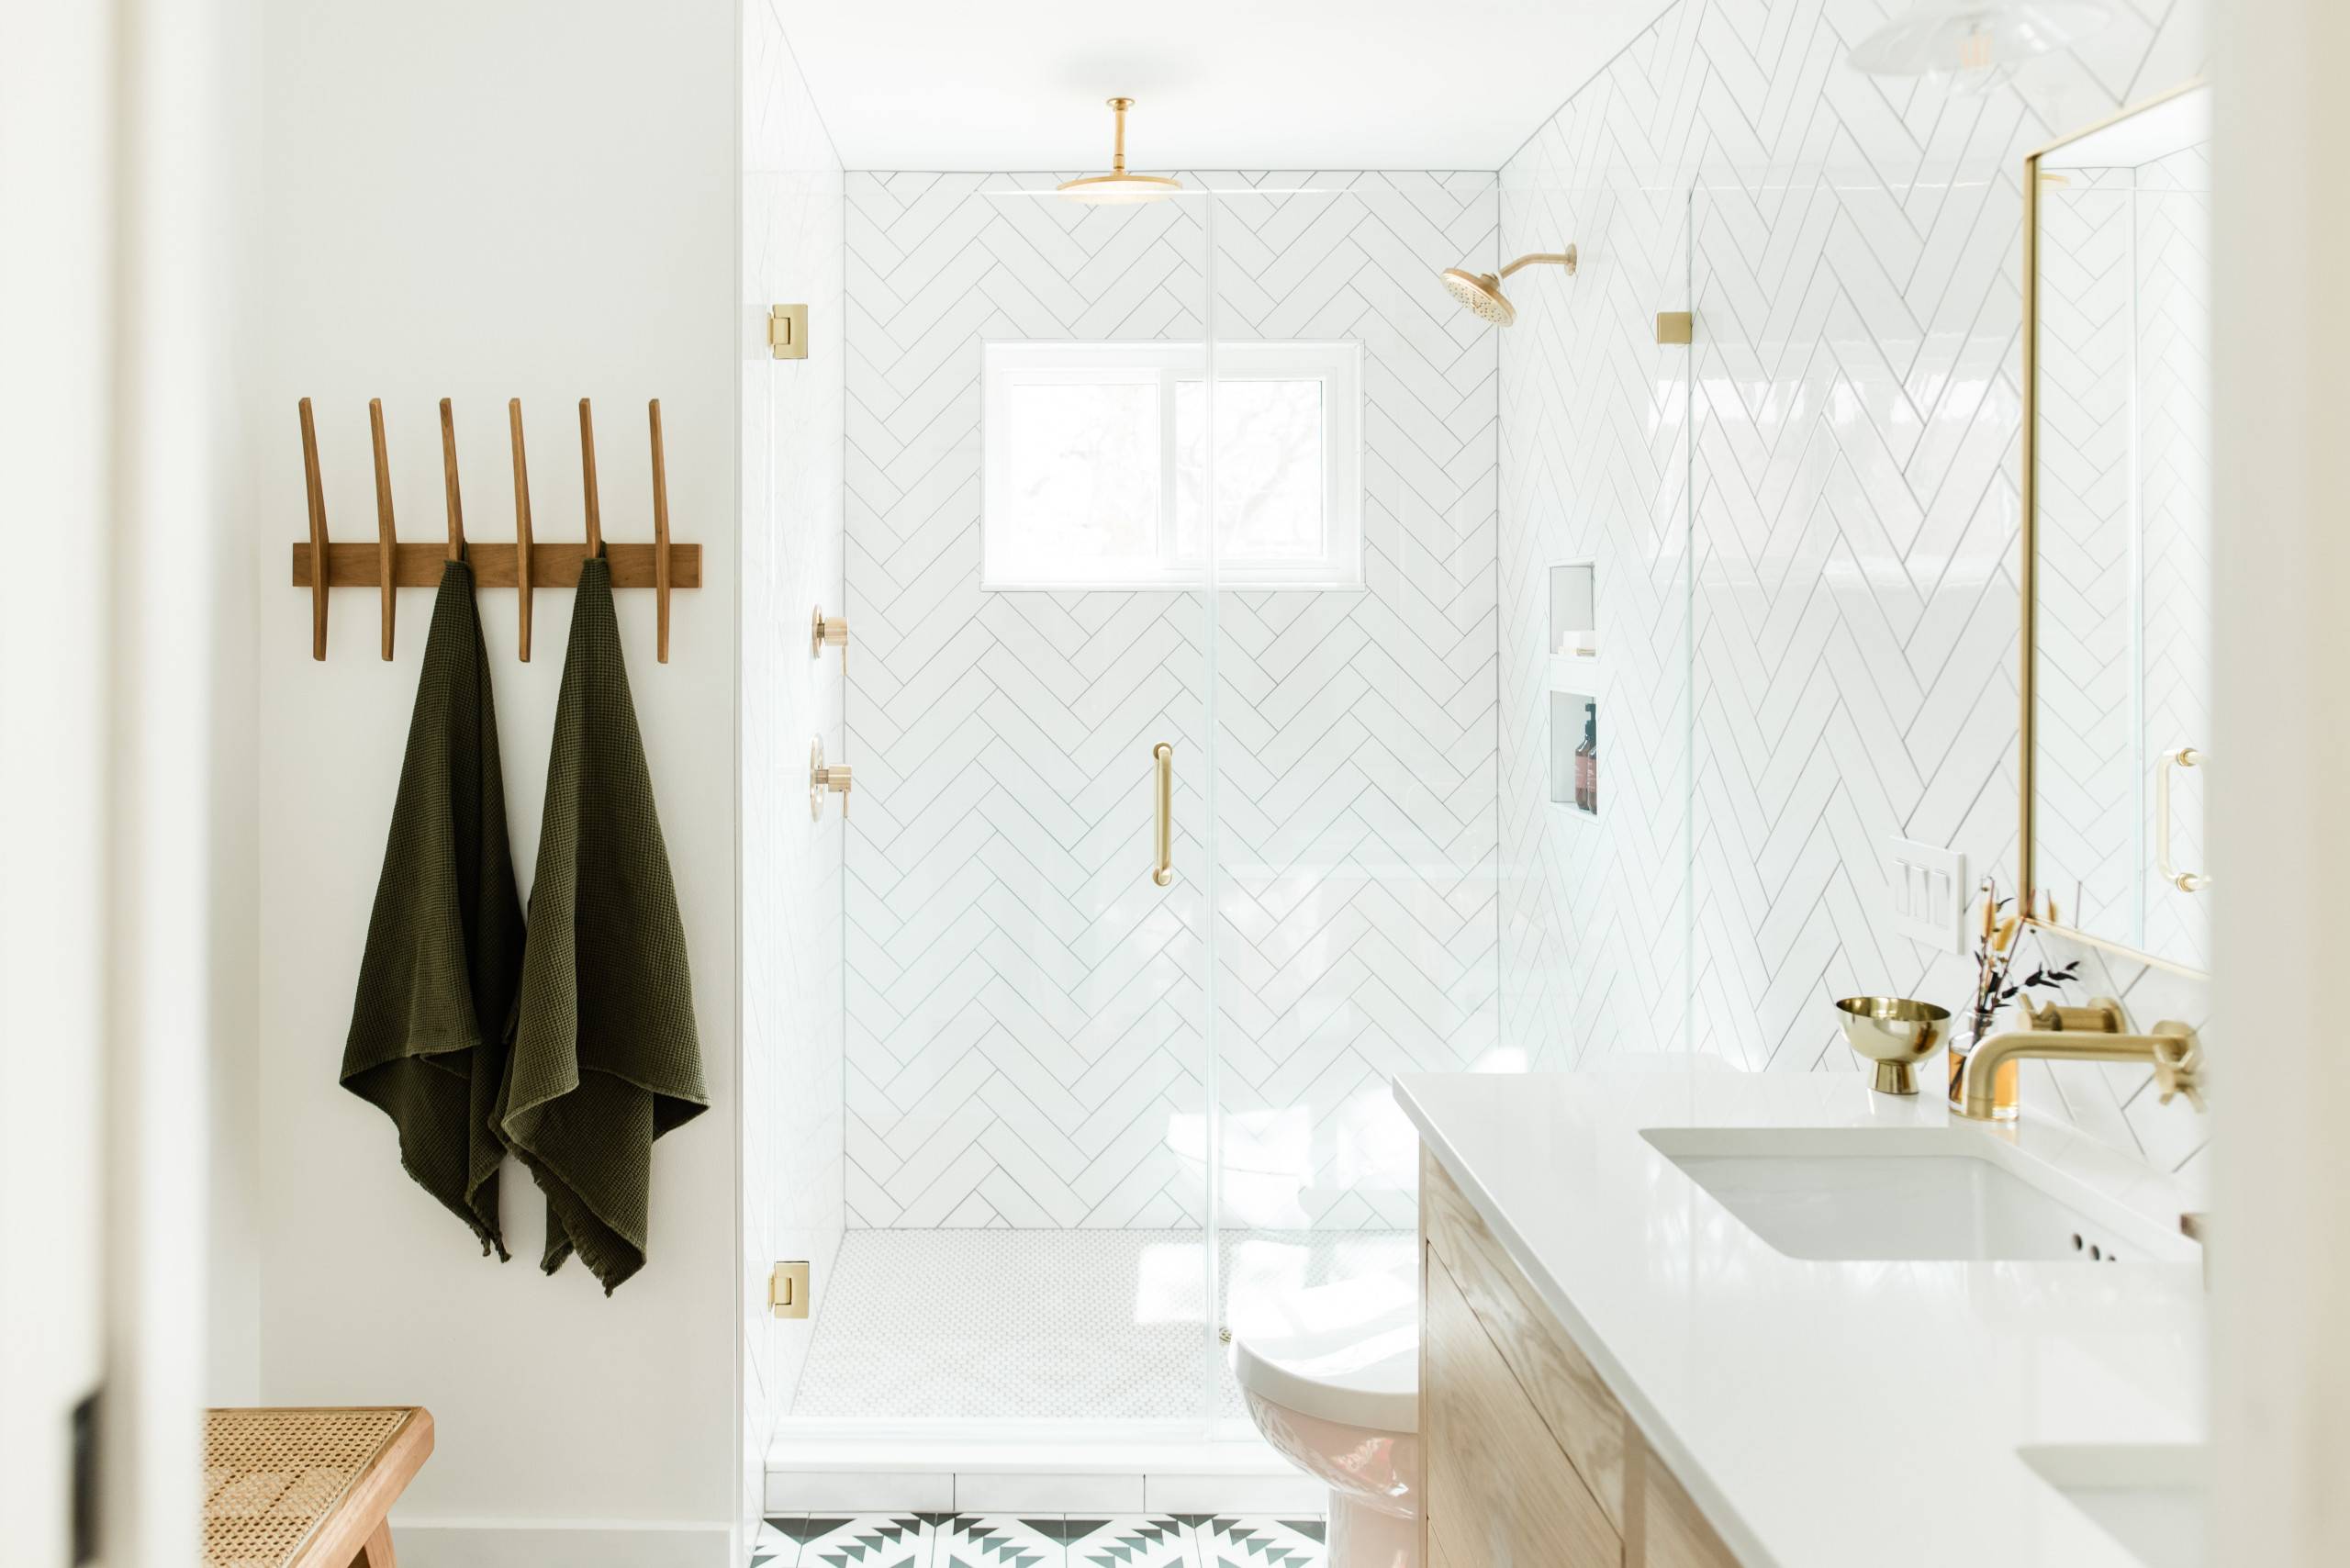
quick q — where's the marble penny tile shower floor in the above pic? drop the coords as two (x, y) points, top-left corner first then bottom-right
(751, 1514), (1327, 1568)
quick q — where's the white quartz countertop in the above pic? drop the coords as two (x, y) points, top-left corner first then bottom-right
(1393, 1070), (2207, 1568)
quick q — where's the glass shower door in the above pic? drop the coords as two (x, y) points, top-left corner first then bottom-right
(1198, 178), (1482, 1428)
(823, 175), (1218, 1433)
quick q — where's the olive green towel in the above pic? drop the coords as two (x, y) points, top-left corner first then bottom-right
(498, 556), (705, 1294)
(341, 559), (525, 1260)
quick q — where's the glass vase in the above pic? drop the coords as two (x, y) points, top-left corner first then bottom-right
(1946, 1013), (2019, 1121)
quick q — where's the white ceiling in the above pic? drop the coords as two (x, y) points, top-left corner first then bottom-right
(770, 0), (1673, 172)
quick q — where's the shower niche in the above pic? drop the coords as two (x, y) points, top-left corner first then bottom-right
(1550, 560), (1595, 658)
(1548, 562), (1600, 818)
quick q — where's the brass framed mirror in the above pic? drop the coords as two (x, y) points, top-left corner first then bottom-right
(2020, 79), (2211, 978)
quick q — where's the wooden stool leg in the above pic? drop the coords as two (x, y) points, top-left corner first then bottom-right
(352, 1519), (397, 1568)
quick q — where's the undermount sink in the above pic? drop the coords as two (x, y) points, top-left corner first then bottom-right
(1640, 1126), (2196, 1262)
(2019, 1444), (2209, 1568)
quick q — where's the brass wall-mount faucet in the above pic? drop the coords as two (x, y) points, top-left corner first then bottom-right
(1955, 996), (2204, 1121)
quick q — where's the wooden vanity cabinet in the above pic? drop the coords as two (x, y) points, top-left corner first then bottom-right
(1419, 1149), (1739, 1568)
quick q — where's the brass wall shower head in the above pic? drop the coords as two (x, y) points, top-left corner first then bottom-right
(1439, 244), (1578, 326)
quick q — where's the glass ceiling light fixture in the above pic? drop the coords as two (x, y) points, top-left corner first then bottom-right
(1848, 1), (2110, 95)
(1057, 97), (1184, 205)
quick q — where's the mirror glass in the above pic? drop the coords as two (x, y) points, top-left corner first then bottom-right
(2030, 84), (2211, 970)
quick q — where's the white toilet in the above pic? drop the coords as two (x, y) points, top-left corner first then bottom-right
(1230, 1292), (1420, 1568)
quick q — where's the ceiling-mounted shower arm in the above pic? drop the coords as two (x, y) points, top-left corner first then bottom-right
(1058, 96), (1183, 204)
(1499, 245), (1577, 279)
(1108, 95), (1133, 175)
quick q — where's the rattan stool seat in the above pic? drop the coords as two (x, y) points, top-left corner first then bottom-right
(202, 1406), (431, 1568)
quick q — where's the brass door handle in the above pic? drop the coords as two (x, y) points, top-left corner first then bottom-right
(2156, 746), (2208, 892)
(1151, 742), (1173, 888)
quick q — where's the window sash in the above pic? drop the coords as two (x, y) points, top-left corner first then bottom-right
(981, 339), (1363, 591)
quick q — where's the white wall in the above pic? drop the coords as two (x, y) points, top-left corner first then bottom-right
(206, 0), (267, 1416)
(6, 3), (257, 1558)
(739, 0), (845, 1537)
(1496, 0), (2211, 1175)
(2211, 2), (2350, 1561)
(1, 9), (123, 1560)
(252, 4), (740, 1562)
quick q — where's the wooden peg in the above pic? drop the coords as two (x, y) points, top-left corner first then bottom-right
(297, 397), (330, 660)
(649, 398), (671, 663)
(368, 399), (397, 660)
(439, 398), (464, 561)
(509, 398), (534, 661)
(577, 397), (602, 559)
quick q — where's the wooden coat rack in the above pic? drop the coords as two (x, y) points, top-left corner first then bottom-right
(291, 395), (699, 663)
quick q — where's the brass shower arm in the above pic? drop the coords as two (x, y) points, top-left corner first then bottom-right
(1499, 246), (1578, 279)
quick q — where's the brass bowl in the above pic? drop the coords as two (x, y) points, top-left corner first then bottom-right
(1834, 996), (1953, 1096)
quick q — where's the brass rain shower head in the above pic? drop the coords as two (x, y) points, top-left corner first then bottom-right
(1058, 97), (1184, 205)
(1439, 244), (1579, 326)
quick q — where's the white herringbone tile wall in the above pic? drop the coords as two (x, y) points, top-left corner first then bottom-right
(1498, 0), (2212, 1175)
(742, 0), (845, 1523)
(845, 172), (1499, 1229)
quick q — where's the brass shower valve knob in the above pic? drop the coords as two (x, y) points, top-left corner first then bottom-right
(809, 737), (852, 820)
(811, 606), (848, 674)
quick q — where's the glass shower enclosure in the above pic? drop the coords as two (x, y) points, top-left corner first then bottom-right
(785, 169), (1690, 1445)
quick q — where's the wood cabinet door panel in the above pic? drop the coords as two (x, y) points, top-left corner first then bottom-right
(1637, 1444), (1740, 1568)
(1422, 1148), (1628, 1530)
(1425, 1249), (1622, 1568)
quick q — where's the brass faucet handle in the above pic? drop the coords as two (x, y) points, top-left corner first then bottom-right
(2150, 1023), (2206, 1112)
(2024, 995), (2127, 1033)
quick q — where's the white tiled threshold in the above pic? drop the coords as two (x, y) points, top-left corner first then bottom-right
(768, 1229), (1401, 1515)
(751, 1513), (1327, 1567)
(789, 1228), (1414, 1421)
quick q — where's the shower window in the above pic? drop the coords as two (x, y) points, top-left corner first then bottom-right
(980, 339), (1362, 589)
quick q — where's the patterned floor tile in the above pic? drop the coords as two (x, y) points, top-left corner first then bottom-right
(745, 1512), (1328, 1568)
(751, 1515), (804, 1566)
(1189, 1516), (1326, 1568)
(934, 1514), (1063, 1568)
(792, 1513), (941, 1568)
(1061, 1514), (1197, 1568)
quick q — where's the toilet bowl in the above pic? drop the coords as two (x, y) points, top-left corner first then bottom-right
(1230, 1292), (1419, 1568)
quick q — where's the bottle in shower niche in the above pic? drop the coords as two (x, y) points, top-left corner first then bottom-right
(1574, 706), (1596, 812)
(1586, 708), (1598, 812)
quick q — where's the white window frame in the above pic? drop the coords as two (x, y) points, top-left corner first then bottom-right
(980, 338), (1365, 591)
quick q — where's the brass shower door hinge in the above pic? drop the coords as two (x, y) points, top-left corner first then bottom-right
(768, 303), (809, 360)
(769, 1260), (811, 1318)
(1655, 310), (1694, 344)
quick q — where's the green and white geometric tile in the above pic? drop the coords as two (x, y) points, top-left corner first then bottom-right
(1190, 1516), (1326, 1568)
(1062, 1515), (1198, 1568)
(790, 1513), (942, 1567)
(748, 1513), (1326, 1568)
(934, 1514), (1063, 1568)
(750, 1516), (801, 1567)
